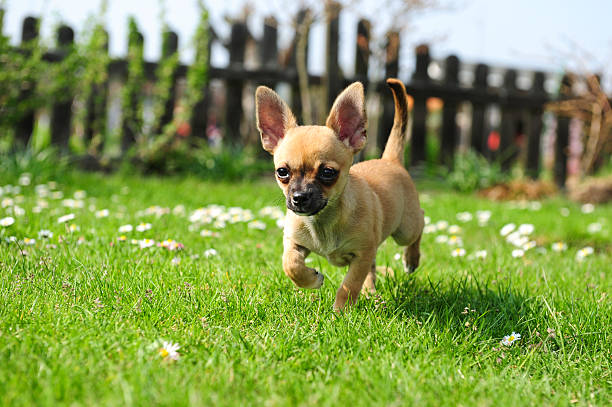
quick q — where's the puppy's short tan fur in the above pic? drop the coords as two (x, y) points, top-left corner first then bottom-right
(256, 79), (424, 310)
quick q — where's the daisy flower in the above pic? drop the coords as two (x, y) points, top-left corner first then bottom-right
(171, 257), (181, 265)
(38, 230), (53, 239)
(157, 340), (180, 361)
(456, 212), (473, 222)
(118, 224), (133, 233)
(435, 234), (449, 244)
(448, 235), (463, 246)
(518, 224), (534, 235)
(476, 210), (491, 225)
(560, 207), (570, 217)
(58, 213), (75, 223)
(204, 248), (218, 258)
(0, 216), (15, 227)
(451, 248), (466, 257)
(423, 225), (437, 234)
(511, 249), (525, 258)
(448, 225), (462, 234)
(551, 242), (567, 252)
(500, 223), (516, 237)
(501, 332), (521, 346)
(23, 237), (36, 245)
(475, 250), (487, 259)
(587, 223), (602, 234)
(95, 209), (110, 218)
(139, 239), (155, 249)
(69, 224), (80, 233)
(581, 203), (595, 214)
(200, 229), (220, 238)
(522, 241), (537, 251)
(576, 246), (594, 261)
(394, 253), (402, 261)
(117, 235), (127, 242)
(136, 222), (152, 232)
(436, 220), (449, 231)
(248, 220), (267, 230)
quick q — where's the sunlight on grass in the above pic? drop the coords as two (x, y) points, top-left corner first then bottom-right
(0, 171), (610, 406)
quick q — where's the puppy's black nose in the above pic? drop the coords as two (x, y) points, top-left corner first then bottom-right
(291, 191), (311, 206)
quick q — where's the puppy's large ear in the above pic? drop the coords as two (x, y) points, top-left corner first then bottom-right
(255, 86), (297, 154)
(325, 82), (367, 153)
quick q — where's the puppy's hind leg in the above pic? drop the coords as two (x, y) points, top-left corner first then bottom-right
(361, 261), (377, 296)
(403, 234), (422, 274)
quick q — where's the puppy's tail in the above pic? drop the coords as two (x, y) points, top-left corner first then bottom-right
(381, 78), (410, 165)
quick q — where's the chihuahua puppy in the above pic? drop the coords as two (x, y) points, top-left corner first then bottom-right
(256, 79), (424, 310)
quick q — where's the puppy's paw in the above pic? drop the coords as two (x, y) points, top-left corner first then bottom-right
(305, 271), (324, 289)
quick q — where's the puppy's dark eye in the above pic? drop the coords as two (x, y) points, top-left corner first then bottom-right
(318, 167), (338, 181)
(276, 167), (290, 180)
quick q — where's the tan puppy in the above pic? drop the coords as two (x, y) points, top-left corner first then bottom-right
(256, 79), (424, 310)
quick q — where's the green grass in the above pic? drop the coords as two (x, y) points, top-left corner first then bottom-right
(0, 169), (610, 406)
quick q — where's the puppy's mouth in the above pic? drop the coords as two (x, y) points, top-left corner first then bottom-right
(287, 199), (328, 217)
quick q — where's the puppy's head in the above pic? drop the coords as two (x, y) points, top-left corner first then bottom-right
(255, 83), (367, 216)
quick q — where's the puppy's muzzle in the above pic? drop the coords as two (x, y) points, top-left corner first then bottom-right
(288, 191), (327, 216)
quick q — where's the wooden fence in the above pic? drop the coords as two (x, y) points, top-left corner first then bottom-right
(4, 4), (580, 186)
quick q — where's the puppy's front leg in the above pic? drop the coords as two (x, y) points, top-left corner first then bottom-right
(333, 250), (376, 310)
(282, 238), (324, 289)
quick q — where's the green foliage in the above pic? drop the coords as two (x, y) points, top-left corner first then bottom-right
(133, 138), (269, 180)
(120, 16), (145, 147)
(183, 2), (209, 123)
(151, 29), (180, 135)
(447, 150), (507, 192)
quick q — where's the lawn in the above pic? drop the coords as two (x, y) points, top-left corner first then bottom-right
(0, 169), (610, 406)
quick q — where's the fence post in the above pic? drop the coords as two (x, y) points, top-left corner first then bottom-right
(440, 55), (459, 167)
(354, 19), (370, 87)
(377, 31), (400, 155)
(50, 24), (75, 151)
(288, 9), (310, 123)
(224, 21), (248, 146)
(84, 29), (109, 151)
(554, 74), (571, 188)
(499, 69), (519, 171)
(260, 16), (278, 88)
(410, 44), (430, 166)
(526, 71), (546, 178)
(470, 63), (488, 154)
(154, 30), (179, 135)
(15, 16), (39, 146)
(325, 1), (341, 112)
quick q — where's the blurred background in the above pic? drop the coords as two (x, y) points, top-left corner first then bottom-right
(1, 0), (611, 199)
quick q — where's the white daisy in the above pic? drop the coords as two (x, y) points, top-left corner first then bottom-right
(435, 235), (449, 244)
(158, 340), (180, 361)
(551, 242), (567, 252)
(511, 249), (525, 258)
(456, 212), (473, 222)
(204, 248), (218, 258)
(200, 229), (220, 238)
(119, 224), (133, 233)
(518, 224), (534, 235)
(448, 225), (462, 234)
(500, 223), (516, 237)
(501, 332), (521, 346)
(136, 222), (152, 232)
(475, 250), (487, 259)
(451, 248), (466, 257)
(581, 203), (595, 214)
(560, 207), (570, 217)
(576, 246), (594, 261)
(58, 213), (75, 223)
(95, 209), (110, 218)
(139, 239), (155, 249)
(436, 220), (449, 231)
(587, 223), (602, 234)
(0, 216), (15, 227)
(248, 220), (266, 230)
(38, 230), (53, 239)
